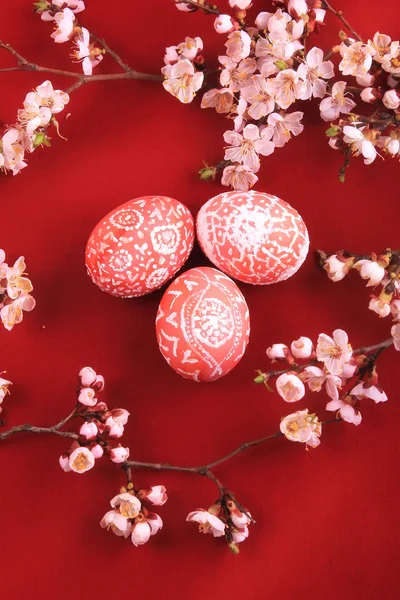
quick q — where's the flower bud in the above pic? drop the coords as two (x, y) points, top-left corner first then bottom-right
(79, 421), (98, 440)
(199, 165), (217, 181)
(382, 89), (400, 110)
(110, 446), (130, 463)
(325, 126), (341, 137)
(214, 14), (235, 34)
(91, 443), (104, 459)
(79, 366), (97, 387)
(291, 337), (313, 359)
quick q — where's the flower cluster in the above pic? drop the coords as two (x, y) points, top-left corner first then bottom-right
(59, 367), (130, 473)
(0, 250), (35, 330)
(0, 81), (69, 176)
(101, 484), (166, 546)
(257, 328), (388, 427)
(34, 1), (104, 76)
(168, 2), (400, 187)
(187, 492), (252, 554)
(162, 36), (205, 104)
(0, 374), (12, 415)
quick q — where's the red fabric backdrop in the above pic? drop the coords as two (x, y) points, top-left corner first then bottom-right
(1, 1), (399, 598)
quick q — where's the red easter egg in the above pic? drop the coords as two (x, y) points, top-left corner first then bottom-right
(156, 267), (250, 382)
(196, 190), (309, 285)
(85, 196), (194, 297)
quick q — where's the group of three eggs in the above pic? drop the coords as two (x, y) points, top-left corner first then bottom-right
(85, 191), (309, 382)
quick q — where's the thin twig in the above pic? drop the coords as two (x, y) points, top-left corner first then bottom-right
(322, 1), (363, 42)
(90, 34), (131, 73)
(0, 424), (78, 441)
(181, 0), (221, 15)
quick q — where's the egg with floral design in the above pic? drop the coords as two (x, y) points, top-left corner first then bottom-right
(85, 196), (195, 297)
(196, 190), (309, 285)
(156, 267), (250, 382)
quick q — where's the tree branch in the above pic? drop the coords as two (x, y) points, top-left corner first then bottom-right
(179, 0), (221, 15)
(322, 1), (363, 42)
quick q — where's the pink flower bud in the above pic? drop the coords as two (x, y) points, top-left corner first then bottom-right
(109, 408), (130, 425)
(324, 254), (352, 282)
(110, 446), (130, 463)
(356, 72), (375, 87)
(131, 521), (151, 546)
(59, 454), (71, 472)
(107, 420), (124, 439)
(214, 14), (235, 34)
(229, 0), (252, 9)
(175, 1), (195, 11)
(354, 259), (385, 286)
(387, 74), (399, 88)
(266, 343), (289, 361)
(148, 513), (163, 536)
(288, 0), (308, 17)
(79, 366), (97, 387)
(360, 87), (378, 103)
(369, 297), (391, 318)
(231, 511), (251, 528)
(79, 421), (98, 440)
(290, 337), (313, 359)
(232, 525), (249, 543)
(78, 387), (97, 406)
(255, 11), (272, 30)
(276, 373), (305, 402)
(146, 485), (168, 506)
(91, 443), (104, 459)
(382, 89), (400, 110)
(93, 375), (105, 392)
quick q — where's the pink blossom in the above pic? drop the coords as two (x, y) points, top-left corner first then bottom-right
(201, 88), (234, 114)
(106, 417), (124, 438)
(280, 409), (322, 448)
(232, 526), (249, 543)
(100, 510), (132, 538)
(319, 81), (356, 121)
(369, 297), (391, 318)
(111, 493), (141, 518)
(33, 81), (70, 114)
(5, 257), (33, 300)
(255, 12), (272, 31)
(230, 510), (251, 528)
(297, 47), (334, 99)
(326, 398), (362, 425)
(382, 89), (400, 110)
(291, 336), (313, 359)
(131, 521), (151, 546)
(269, 69), (307, 109)
(378, 136), (400, 156)
(264, 112), (304, 147)
(1, 129), (27, 176)
(267, 343), (289, 360)
(233, 97), (248, 131)
(110, 446), (130, 463)
(219, 56), (257, 92)
(68, 447), (95, 473)
(177, 37), (203, 60)
(368, 32), (398, 65)
(91, 444), (104, 459)
(175, 2), (196, 11)
(0, 376), (12, 404)
(224, 124), (274, 172)
(1, 295), (35, 330)
(225, 30), (251, 62)
(351, 382), (388, 403)
(162, 59), (204, 104)
(268, 8), (292, 32)
(79, 421), (98, 440)
(148, 513), (163, 535)
(353, 258), (385, 286)
(391, 323), (400, 350)
(360, 87), (378, 103)
(79, 366), (97, 387)
(343, 126), (377, 165)
(72, 27), (103, 76)
(164, 46), (179, 65)
(276, 373), (305, 402)
(78, 387), (97, 406)
(303, 366), (341, 401)
(109, 408), (130, 426)
(51, 8), (75, 44)
(356, 72), (375, 87)
(59, 455), (71, 472)
(41, 0), (85, 21)
(339, 42), (375, 77)
(17, 96), (52, 134)
(390, 299), (400, 320)
(316, 329), (353, 375)
(186, 509), (226, 537)
(214, 15), (235, 34)
(240, 75), (275, 119)
(221, 164), (258, 191)
(288, 0), (308, 16)
(324, 254), (352, 282)
(229, 0), (252, 9)
(146, 485), (168, 506)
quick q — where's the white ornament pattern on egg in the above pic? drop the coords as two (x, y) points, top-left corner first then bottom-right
(196, 190), (309, 285)
(156, 267), (250, 382)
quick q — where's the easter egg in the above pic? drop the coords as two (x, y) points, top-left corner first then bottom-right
(196, 190), (309, 285)
(85, 196), (194, 297)
(156, 267), (250, 382)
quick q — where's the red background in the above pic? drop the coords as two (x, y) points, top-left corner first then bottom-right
(1, 1), (399, 598)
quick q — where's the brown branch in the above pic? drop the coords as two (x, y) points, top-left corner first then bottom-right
(0, 408), (78, 440)
(322, 1), (363, 42)
(179, 0), (221, 15)
(89, 34), (131, 73)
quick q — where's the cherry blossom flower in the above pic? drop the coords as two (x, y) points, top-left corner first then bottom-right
(200, 88), (234, 114)
(214, 15), (235, 34)
(356, 72), (375, 87)
(382, 49), (400, 74)
(17, 95), (52, 134)
(186, 509), (226, 537)
(78, 387), (97, 406)
(34, 81), (70, 114)
(148, 513), (163, 536)
(224, 124), (274, 172)
(367, 32), (398, 64)
(233, 97), (248, 131)
(324, 254), (354, 282)
(316, 329), (353, 376)
(391, 323), (400, 351)
(225, 30), (251, 62)
(79, 366), (97, 386)
(269, 69), (307, 110)
(108, 408), (130, 426)
(232, 526), (249, 543)
(291, 337), (313, 359)
(177, 37), (203, 60)
(240, 75), (275, 119)
(267, 343), (290, 360)
(369, 297), (391, 318)
(219, 56), (257, 92)
(353, 258), (385, 286)
(255, 12), (272, 31)
(100, 510), (132, 538)
(382, 89), (400, 110)
(319, 81), (356, 121)
(111, 493), (141, 518)
(268, 8), (292, 32)
(280, 409), (322, 448)
(41, 0), (85, 21)
(131, 521), (151, 546)
(288, 0), (308, 17)
(264, 112), (304, 147)
(72, 27), (103, 76)
(68, 447), (96, 473)
(164, 46), (179, 65)
(110, 446), (130, 463)
(175, 1), (196, 11)
(297, 47), (334, 99)
(276, 373), (305, 402)
(0, 376), (12, 409)
(339, 42), (375, 77)
(229, 0), (252, 9)
(51, 7), (75, 43)
(230, 509), (251, 528)
(351, 382), (388, 403)
(79, 421), (98, 440)
(221, 164), (258, 191)
(342, 126), (377, 165)
(5, 257), (33, 300)
(145, 486), (168, 506)
(303, 366), (342, 401)
(1, 296), (35, 331)
(326, 398), (362, 425)
(162, 59), (204, 104)
(1, 129), (27, 176)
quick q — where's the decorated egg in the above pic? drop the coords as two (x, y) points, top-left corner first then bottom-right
(85, 196), (194, 297)
(196, 190), (309, 285)
(156, 267), (250, 382)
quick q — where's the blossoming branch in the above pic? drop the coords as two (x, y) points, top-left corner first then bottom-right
(165, 0), (400, 189)
(0, 249), (35, 330)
